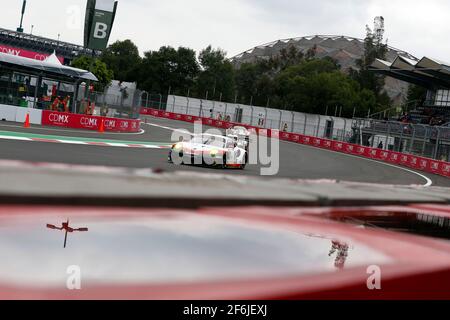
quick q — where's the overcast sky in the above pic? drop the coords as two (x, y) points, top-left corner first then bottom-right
(4, 0), (450, 61)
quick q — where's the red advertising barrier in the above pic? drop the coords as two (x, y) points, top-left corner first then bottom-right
(0, 44), (65, 64)
(140, 107), (450, 179)
(42, 111), (141, 133)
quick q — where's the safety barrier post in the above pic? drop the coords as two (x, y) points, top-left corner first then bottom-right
(408, 125), (416, 154)
(278, 110), (283, 130)
(264, 109), (268, 130)
(398, 124), (404, 152)
(421, 126), (428, 157)
(186, 97), (190, 115)
(315, 117), (321, 137)
(433, 128), (442, 160)
(303, 114), (308, 135)
(291, 111), (295, 133)
(385, 122), (391, 150)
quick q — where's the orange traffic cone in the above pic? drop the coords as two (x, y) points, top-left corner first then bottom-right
(99, 118), (105, 133)
(24, 113), (30, 128)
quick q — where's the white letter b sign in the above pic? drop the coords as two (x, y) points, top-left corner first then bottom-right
(93, 23), (108, 39)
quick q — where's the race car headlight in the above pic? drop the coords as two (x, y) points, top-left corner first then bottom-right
(172, 143), (183, 151)
(210, 149), (218, 157)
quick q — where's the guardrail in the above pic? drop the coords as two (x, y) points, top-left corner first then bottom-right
(141, 107), (450, 179)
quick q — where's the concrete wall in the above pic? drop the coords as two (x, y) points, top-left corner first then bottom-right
(0, 105), (17, 122)
(0, 105), (42, 125)
(15, 107), (42, 124)
(167, 95), (354, 139)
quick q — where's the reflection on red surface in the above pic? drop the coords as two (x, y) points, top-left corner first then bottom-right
(0, 204), (448, 300)
(329, 240), (349, 269)
(46, 219), (88, 248)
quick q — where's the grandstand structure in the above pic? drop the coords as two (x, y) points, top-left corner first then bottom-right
(371, 55), (450, 124)
(230, 35), (419, 104)
(0, 27), (99, 65)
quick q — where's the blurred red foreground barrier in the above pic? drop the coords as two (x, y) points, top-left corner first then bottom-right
(42, 111), (141, 133)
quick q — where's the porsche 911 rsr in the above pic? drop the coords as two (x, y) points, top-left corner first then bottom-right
(168, 134), (247, 169)
(226, 126), (251, 151)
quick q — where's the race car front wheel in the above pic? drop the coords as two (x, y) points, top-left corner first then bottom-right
(221, 155), (227, 169)
(169, 150), (184, 164)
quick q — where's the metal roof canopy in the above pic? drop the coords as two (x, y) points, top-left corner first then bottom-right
(370, 56), (450, 90)
(0, 52), (98, 83)
(231, 35), (417, 61)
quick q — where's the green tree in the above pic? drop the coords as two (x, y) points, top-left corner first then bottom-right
(195, 46), (235, 101)
(71, 56), (114, 91)
(350, 25), (389, 110)
(406, 84), (427, 107)
(136, 46), (199, 95)
(233, 54), (376, 117)
(272, 59), (377, 117)
(234, 63), (261, 104)
(100, 39), (141, 82)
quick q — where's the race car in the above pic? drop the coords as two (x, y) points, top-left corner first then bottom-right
(168, 134), (247, 169)
(226, 126), (251, 150)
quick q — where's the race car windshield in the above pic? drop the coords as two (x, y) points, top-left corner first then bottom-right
(190, 136), (205, 144)
(204, 136), (234, 148)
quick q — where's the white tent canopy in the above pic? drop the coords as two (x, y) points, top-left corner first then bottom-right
(43, 51), (63, 66)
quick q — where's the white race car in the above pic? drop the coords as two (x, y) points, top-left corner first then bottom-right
(168, 134), (247, 169)
(226, 126), (251, 150)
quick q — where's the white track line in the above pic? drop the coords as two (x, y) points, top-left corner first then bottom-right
(0, 123), (146, 135)
(0, 134), (166, 149)
(144, 122), (195, 135)
(144, 120), (433, 187)
(0, 135), (31, 141)
(280, 139), (433, 187)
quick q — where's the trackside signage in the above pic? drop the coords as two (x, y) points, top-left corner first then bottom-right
(42, 111), (140, 133)
(84, 0), (118, 50)
(0, 44), (65, 63)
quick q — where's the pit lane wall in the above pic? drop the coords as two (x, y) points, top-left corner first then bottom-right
(165, 95), (352, 137)
(42, 111), (141, 133)
(0, 104), (42, 124)
(140, 107), (450, 178)
(0, 105), (141, 133)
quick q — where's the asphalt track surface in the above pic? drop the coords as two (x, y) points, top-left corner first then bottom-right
(0, 117), (449, 187)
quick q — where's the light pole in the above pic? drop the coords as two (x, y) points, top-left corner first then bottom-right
(158, 94), (163, 110)
(141, 91), (149, 108)
(17, 0), (26, 33)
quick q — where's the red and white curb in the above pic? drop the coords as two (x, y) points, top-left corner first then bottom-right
(0, 135), (170, 149)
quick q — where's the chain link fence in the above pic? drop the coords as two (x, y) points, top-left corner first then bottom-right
(353, 118), (450, 161)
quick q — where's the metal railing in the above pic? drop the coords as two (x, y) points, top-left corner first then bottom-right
(354, 118), (450, 161)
